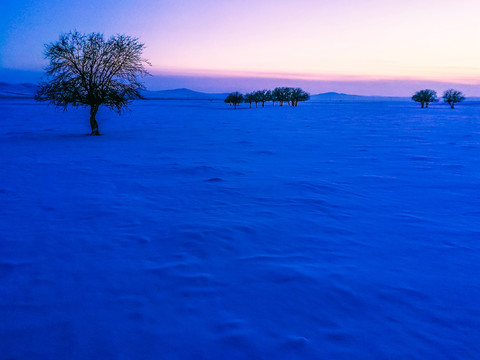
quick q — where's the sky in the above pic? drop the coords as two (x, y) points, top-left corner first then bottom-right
(1, 0), (479, 95)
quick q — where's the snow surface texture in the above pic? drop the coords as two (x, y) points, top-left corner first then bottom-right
(1, 99), (479, 359)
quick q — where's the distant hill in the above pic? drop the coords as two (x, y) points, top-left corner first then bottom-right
(310, 92), (410, 102)
(0, 83), (227, 100)
(311, 91), (480, 102)
(0, 82), (37, 98)
(141, 88), (229, 100)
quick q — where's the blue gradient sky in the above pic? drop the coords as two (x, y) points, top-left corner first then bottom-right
(1, 0), (479, 95)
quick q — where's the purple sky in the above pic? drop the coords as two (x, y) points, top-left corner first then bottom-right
(1, 0), (479, 95)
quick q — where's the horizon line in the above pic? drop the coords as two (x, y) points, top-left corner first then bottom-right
(2, 67), (479, 97)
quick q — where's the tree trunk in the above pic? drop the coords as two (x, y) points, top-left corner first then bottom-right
(249, 103), (252, 108)
(421, 103), (424, 108)
(450, 103), (455, 109)
(234, 103), (237, 109)
(426, 102), (429, 108)
(262, 102), (265, 107)
(90, 105), (100, 135)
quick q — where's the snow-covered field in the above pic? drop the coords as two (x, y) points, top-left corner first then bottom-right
(1, 99), (479, 359)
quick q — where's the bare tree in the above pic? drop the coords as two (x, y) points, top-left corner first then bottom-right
(272, 87), (291, 107)
(35, 31), (150, 135)
(224, 92), (244, 109)
(255, 89), (271, 107)
(290, 88), (310, 107)
(272, 87), (308, 107)
(265, 90), (273, 106)
(412, 89), (437, 108)
(443, 89), (465, 109)
(271, 90), (277, 106)
(252, 91), (262, 108)
(244, 92), (255, 108)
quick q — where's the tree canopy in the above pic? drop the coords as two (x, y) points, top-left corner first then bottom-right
(224, 92), (244, 109)
(443, 89), (465, 109)
(244, 92), (255, 108)
(35, 31), (150, 135)
(272, 87), (291, 106)
(289, 88), (310, 107)
(255, 90), (272, 107)
(412, 89), (438, 108)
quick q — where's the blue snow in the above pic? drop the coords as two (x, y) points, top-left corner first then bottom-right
(0, 99), (479, 359)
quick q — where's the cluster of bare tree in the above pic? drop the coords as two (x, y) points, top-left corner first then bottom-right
(224, 87), (310, 109)
(412, 89), (466, 109)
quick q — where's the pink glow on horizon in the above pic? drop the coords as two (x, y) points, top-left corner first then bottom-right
(150, 67), (480, 86)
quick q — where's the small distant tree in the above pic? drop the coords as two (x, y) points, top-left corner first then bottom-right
(271, 90), (278, 106)
(273, 87), (291, 106)
(265, 90), (273, 105)
(244, 92), (255, 108)
(252, 91), (262, 108)
(255, 89), (271, 107)
(412, 89), (438, 108)
(272, 87), (308, 107)
(272, 88), (282, 106)
(224, 92), (244, 109)
(285, 88), (294, 106)
(290, 88), (310, 107)
(35, 31), (150, 135)
(443, 89), (465, 109)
